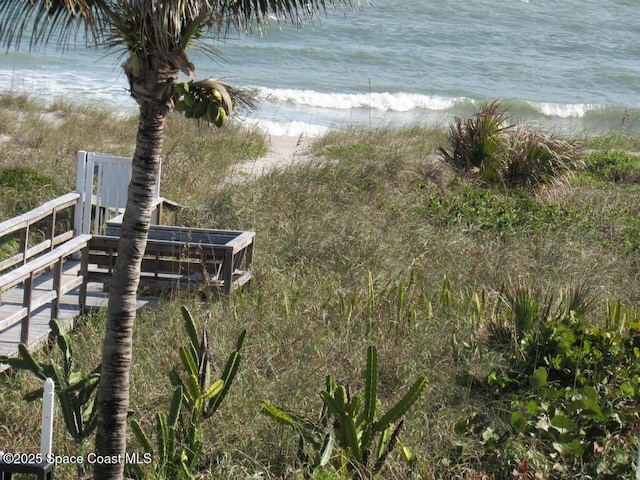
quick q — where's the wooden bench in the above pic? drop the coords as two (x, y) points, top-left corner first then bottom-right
(0, 195), (91, 347)
(89, 224), (255, 295)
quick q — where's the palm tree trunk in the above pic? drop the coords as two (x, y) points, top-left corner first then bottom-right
(94, 104), (166, 480)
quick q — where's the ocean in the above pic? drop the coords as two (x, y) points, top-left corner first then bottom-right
(0, 0), (639, 137)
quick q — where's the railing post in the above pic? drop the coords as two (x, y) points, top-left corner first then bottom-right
(20, 273), (34, 345)
(20, 226), (29, 266)
(0, 378), (55, 479)
(79, 244), (89, 314)
(74, 151), (88, 237)
(41, 378), (54, 460)
(51, 258), (63, 320)
(49, 208), (57, 252)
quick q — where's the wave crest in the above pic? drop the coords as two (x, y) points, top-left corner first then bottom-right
(257, 87), (459, 112)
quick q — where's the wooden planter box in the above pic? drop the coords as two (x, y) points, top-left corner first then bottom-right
(89, 224), (255, 295)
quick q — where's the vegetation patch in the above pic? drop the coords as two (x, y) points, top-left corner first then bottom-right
(452, 283), (640, 478)
(439, 100), (583, 190)
(423, 186), (582, 237)
(2, 99), (640, 479)
(0, 166), (65, 220)
(584, 149), (640, 184)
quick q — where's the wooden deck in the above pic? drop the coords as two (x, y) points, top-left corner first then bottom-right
(0, 152), (254, 372)
(0, 259), (153, 370)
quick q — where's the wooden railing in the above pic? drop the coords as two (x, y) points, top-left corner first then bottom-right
(91, 223), (255, 295)
(0, 188), (255, 356)
(0, 194), (90, 345)
(0, 192), (80, 273)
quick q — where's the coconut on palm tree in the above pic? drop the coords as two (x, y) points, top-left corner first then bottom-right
(0, 1), (359, 479)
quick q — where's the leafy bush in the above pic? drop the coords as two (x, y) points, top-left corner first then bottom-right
(504, 128), (583, 189)
(439, 101), (583, 189)
(128, 307), (246, 480)
(585, 150), (640, 184)
(0, 320), (101, 479)
(452, 283), (640, 478)
(424, 186), (582, 237)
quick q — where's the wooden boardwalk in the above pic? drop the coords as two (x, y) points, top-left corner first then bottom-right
(0, 259), (153, 369)
(0, 152), (254, 374)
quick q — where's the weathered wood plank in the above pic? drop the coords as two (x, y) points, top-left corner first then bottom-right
(0, 260), (153, 370)
(0, 235), (92, 291)
(0, 192), (79, 237)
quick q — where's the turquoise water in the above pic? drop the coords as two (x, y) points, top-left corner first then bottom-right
(0, 0), (638, 136)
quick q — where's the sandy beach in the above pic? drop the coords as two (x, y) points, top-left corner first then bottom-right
(228, 134), (315, 181)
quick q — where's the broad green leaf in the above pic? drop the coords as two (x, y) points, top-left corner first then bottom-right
(17, 344), (46, 379)
(526, 400), (539, 415)
(201, 379), (223, 400)
(156, 413), (169, 465)
(582, 397), (604, 420)
(320, 391), (345, 419)
(185, 374), (200, 401)
(510, 411), (526, 433)
(620, 381), (635, 397)
(362, 345), (378, 427)
(530, 367), (548, 388)
(551, 414), (575, 433)
(167, 386), (183, 429)
(179, 346), (198, 378)
(581, 385), (598, 401)
(181, 306), (200, 351)
(341, 414), (361, 461)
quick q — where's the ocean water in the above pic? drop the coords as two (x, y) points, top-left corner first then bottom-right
(0, 0), (639, 137)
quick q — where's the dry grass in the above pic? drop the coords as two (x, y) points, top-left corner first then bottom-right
(1, 96), (640, 479)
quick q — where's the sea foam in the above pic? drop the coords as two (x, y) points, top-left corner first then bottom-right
(529, 101), (599, 118)
(257, 87), (459, 112)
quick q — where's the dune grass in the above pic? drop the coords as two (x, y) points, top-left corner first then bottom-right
(1, 95), (640, 479)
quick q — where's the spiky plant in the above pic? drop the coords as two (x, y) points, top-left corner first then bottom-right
(439, 100), (512, 179)
(504, 128), (583, 189)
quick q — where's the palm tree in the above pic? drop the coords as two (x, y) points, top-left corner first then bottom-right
(0, 1), (358, 479)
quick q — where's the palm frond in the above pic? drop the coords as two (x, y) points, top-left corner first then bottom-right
(0, 0), (104, 51)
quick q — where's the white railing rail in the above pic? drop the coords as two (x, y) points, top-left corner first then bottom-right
(74, 151), (162, 236)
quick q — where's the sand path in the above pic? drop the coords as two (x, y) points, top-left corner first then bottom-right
(228, 134), (315, 182)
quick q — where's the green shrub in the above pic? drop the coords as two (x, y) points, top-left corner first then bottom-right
(423, 186), (582, 237)
(585, 150), (640, 183)
(0, 167), (65, 220)
(0, 320), (101, 479)
(263, 345), (427, 479)
(128, 307), (246, 480)
(504, 128), (583, 189)
(452, 283), (640, 478)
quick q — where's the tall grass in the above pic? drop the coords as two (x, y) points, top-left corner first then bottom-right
(1, 96), (640, 478)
